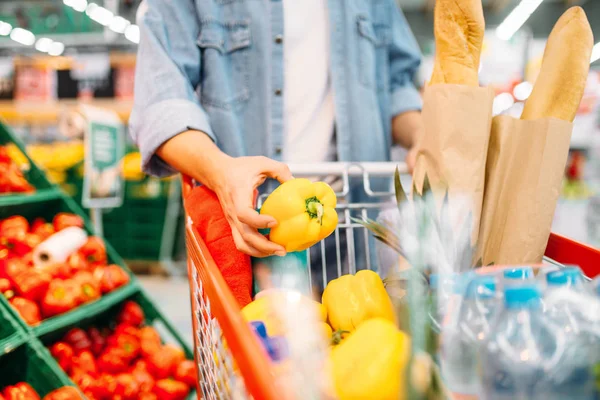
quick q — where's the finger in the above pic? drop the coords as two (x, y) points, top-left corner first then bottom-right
(231, 226), (267, 257)
(238, 207), (278, 229)
(258, 157), (293, 183)
(241, 227), (286, 256)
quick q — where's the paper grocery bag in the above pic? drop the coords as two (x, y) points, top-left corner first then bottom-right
(413, 85), (495, 244)
(476, 116), (573, 265)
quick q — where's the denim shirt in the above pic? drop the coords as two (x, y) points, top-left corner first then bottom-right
(130, 0), (422, 177)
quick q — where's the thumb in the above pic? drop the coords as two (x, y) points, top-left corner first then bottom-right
(260, 157), (293, 183)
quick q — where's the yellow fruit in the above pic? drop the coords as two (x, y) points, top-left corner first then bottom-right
(330, 318), (410, 400)
(260, 178), (338, 252)
(322, 270), (396, 333)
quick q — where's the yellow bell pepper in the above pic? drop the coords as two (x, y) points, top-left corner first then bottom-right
(330, 318), (411, 400)
(260, 178), (338, 252)
(121, 152), (146, 181)
(322, 270), (396, 333)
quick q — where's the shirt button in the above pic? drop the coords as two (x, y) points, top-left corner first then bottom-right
(274, 89), (282, 96)
(274, 35), (283, 44)
(275, 147), (282, 155)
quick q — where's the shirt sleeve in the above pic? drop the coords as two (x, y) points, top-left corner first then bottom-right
(387, 3), (423, 117)
(129, 0), (216, 177)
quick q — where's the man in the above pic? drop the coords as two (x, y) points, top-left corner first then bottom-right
(130, 0), (423, 259)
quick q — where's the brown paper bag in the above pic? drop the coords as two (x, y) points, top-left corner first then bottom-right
(413, 85), (495, 244)
(476, 115), (573, 265)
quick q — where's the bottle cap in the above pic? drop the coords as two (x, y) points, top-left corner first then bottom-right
(452, 272), (476, 295)
(267, 336), (289, 362)
(465, 275), (496, 299)
(250, 321), (268, 339)
(503, 266), (534, 280)
(546, 267), (582, 286)
(504, 285), (541, 309)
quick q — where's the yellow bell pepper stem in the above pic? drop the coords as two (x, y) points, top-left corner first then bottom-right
(306, 196), (324, 224)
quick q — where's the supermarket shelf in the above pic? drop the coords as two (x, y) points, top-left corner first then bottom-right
(0, 188), (63, 208)
(0, 99), (133, 124)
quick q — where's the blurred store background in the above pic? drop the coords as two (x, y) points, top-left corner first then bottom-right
(0, 0), (599, 341)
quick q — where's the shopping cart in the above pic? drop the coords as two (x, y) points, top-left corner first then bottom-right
(182, 162), (600, 400)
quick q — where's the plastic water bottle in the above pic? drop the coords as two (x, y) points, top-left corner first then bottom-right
(546, 267), (586, 292)
(429, 273), (458, 332)
(503, 266), (534, 281)
(441, 275), (497, 396)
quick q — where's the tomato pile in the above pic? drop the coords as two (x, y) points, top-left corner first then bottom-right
(0, 213), (130, 325)
(49, 301), (196, 400)
(0, 383), (82, 400)
(0, 145), (34, 194)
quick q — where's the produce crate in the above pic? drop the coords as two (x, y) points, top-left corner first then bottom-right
(0, 122), (62, 207)
(0, 195), (138, 336)
(0, 294), (27, 356)
(37, 288), (196, 399)
(0, 341), (74, 396)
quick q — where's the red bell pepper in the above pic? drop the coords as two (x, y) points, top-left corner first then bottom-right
(114, 324), (141, 339)
(0, 163), (34, 193)
(147, 345), (186, 380)
(0, 216), (29, 238)
(42, 387), (83, 400)
(9, 296), (41, 325)
(31, 218), (55, 240)
(85, 374), (116, 400)
(0, 392), (5, 400)
(0, 277), (12, 293)
(107, 329), (140, 362)
(114, 373), (140, 400)
(71, 350), (98, 376)
(87, 327), (106, 356)
(1, 236), (34, 258)
(174, 360), (197, 388)
(49, 341), (75, 373)
(78, 237), (107, 266)
(97, 348), (129, 375)
(139, 393), (158, 400)
(0, 146), (11, 164)
(72, 272), (100, 304)
(52, 213), (84, 232)
(131, 363), (155, 393)
(116, 301), (145, 327)
(1, 258), (26, 282)
(66, 253), (90, 274)
(63, 328), (92, 354)
(4, 383), (41, 400)
(12, 269), (52, 302)
(43, 263), (73, 280)
(41, 280), (79, 318)
(139, 326), (162, 358)
(94, 265), (129, 294)
(153, 379), (190, 400)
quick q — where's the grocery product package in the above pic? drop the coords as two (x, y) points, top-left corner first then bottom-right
(476, 116), (573, 265)
(412, 84), (495, 245)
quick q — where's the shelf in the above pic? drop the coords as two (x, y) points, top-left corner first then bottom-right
(0, 187), (63, 208)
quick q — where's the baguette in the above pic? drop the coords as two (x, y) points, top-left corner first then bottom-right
(429, 0), (485, 86)
(521, 7), (593, 122)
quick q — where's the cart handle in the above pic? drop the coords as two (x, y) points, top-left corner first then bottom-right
(545, 233), (600, 279)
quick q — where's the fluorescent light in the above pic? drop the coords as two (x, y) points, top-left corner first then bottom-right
(0, 21), (11, 36)
(513, 81), (533, 101)
(69, 0), (88, 12)
(10, 27), (35, 46)
(124, 24), (140, 44)
(48, 41), (65, 56)
(493, 93), (515, 115)
(496, 0), (544, 41)
(86, 3), (114, 26)
(592, 43), (600, 64)
(109, 16), (130, 34)
(35, 37), (53, 52)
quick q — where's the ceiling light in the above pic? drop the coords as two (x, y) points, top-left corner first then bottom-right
(10, 28), (35, 46)
(48, 41), (65, 56)
(513, 81), (533, 101)
(0, 21), (11, 36)
(35, 37), (53, 52)
(124, 24), (140, 44)
(493, 93), (515, 116)
(591, 43), (600, 64)
(496, 0), (544, 41)
(70, 0), (88, 12)
(86, 4), (113, 26)
(109, 16), (130, 34)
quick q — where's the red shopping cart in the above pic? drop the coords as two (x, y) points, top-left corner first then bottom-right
(183, 162), (600, 400)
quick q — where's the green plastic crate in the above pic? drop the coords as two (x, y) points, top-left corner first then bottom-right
(0, 341), (74, 396)
(38, 287), (197, 399)
(0, 122), (63, 207)
(0, 295), (27, 356)
(0, 196), (139, 336)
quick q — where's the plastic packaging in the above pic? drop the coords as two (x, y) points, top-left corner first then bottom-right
(429, 273), (457, 332)
(503, 266), (534, 280)
(32, 226), (88, 268)
(441, 274), (497, 396)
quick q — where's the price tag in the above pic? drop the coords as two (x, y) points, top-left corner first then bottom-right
(80, 104), (125, 209)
